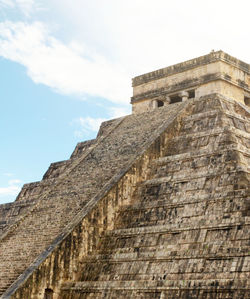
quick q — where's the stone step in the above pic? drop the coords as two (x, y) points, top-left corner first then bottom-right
(79, 272), (249, 284)
(133, 186), (247, 207)
(106, 222), (250, 238)
(0, 269), (28, 278)
(0, 281), (15, 290)
(136, 172), (248, 208)
(153, 143), (249, 167)
(76, 255), (249, 283)
(0, 276), (18, 282)
(182, 110), (250, 136)
(115, 208), (245, 231)
(97, 233), (250, 256)
(177, 103), (250, 142)
(143, 165), (249, 187)
(60, 289), (249, 299)
(173, 126), (250, 143)
(182, 111), (222, 135)
(88, 245), (250, 263)
(0, 287), (12, 296)
(119, 190), (247, 212)
(97, 242), (250, 259)
(62, 278), (249, 291)
(184, 109), (250, 125)
(150, 150), (250, 180)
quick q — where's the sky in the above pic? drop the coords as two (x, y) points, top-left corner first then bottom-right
(0, 0), (249, 204)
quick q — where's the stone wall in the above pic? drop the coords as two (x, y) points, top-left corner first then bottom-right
(0, 116), (125, 237)
(60, 95), (249, 299)
(131, 51), (250, 114)
(0, 200), (35, 235)
(0, 100), (187, 298)
(1, 94), (249, 299)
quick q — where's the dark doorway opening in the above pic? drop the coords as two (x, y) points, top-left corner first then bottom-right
(44, 288), (53, 299)
(188, 89), (195, 98)
(244, 96), (250, 107)
(157, 100), (164, 107)
(170, 95), (182, 104)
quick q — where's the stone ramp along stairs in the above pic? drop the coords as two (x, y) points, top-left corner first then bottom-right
(0, 100), (185, 298)
(0, 94), (249, 299)
(60, 95), (250, 299)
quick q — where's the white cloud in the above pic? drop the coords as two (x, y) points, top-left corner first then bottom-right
(16, 0), (35, 16)
(0, 0), (15, 8)
(73, 116), (107, 138)
(0, 0), (249, 107)
(108, 106), (130, 118)
(0, 179), (21, 197)
(3, 172), (13, 177)
(72, 105), (130, 138)
(0, 21), (131, 104)
(47, 0), (250, 72)
(0, 0), (35, 16)
(8, 179), (21, 184)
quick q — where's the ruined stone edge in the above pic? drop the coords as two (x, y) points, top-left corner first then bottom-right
(132, 51), (250, 87)
(131, 73), (250, 104)
(3, 94), (249, 298)
(0, 115), (126, 246)
(1, 100), (192, 299)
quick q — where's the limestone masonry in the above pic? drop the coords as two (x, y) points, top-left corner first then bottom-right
(0, 51), (249, 299)
(131, 51), (250, 114)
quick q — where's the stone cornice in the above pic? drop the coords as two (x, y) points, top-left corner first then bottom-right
(131, 72), (250, 104)
(132, 51), (250, 87)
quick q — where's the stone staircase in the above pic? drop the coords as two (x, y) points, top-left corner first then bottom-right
(60, 96), (250, 298)
(0, 101), (185, 298)
(0, 119), (122, 239)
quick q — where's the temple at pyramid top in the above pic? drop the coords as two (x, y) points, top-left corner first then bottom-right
(131, 50), (250, 113)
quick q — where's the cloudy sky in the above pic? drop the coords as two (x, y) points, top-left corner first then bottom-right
(0, 0), (249, 204)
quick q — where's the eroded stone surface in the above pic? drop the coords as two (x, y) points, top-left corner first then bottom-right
(0, 94), (248, 299)
(0, 51), (249, 299)
(131, 51), (250, 114)
(0, 100), (186, 298)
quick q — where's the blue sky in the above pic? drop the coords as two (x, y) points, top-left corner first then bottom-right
(0, 0), (249, 204)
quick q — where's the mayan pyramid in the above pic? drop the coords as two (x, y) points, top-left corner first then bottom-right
(0, 51), (249, 299)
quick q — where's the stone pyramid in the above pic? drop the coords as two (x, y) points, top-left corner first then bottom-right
(0, 52), (249, 299)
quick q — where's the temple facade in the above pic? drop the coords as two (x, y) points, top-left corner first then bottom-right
(131, 51), (250, 113)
